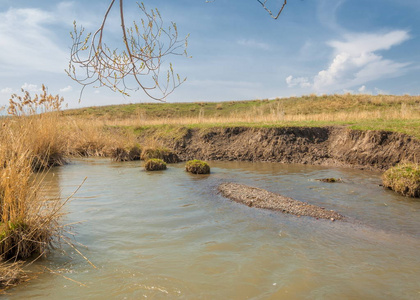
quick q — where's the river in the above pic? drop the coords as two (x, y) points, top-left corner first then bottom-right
(5, 159), (420, 299)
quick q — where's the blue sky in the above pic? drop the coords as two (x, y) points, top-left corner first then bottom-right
(0, 0), (419, 108)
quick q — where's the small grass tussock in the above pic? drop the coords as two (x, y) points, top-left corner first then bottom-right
(185, 160), (210, 174)
(144, 159), (167, 171)
(382, 163), (420, 197)
(141, 147), (179, 163)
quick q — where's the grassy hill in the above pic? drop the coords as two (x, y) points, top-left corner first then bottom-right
(63, 94), (420, 138)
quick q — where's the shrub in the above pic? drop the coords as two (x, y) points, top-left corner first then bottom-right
(382, 163), (420, 197)
(186, 160), (210, 174)
(144, 159), (167, 171)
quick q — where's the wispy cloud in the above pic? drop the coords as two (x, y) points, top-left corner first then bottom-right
(0, 6), (68, 75)
(0, 87), (13, 94)
(285, 76), (311, 88)
(21, 83), (41, 92)
(286, 30), (411, 93)
(237, 39), (271, 50)
(59, 85), (73, 92)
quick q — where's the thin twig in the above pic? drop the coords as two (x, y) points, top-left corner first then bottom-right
(257, 0), (287, 19)
(61, 236), (97, 269)
(43, 266), (87, 287)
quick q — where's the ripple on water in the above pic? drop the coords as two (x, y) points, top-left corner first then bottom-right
(7, 159), (420, 299)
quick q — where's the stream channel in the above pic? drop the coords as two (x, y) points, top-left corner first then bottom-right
(5, 158), (420, 299)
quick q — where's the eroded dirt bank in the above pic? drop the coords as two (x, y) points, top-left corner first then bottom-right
(139, 126), (420, 171)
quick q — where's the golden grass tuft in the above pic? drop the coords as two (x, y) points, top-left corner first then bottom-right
(382, 163), (420, 197)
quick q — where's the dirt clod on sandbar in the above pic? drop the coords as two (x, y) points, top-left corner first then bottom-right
(218, 182), (344, 221)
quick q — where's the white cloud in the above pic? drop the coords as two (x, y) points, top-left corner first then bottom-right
(286, 30), (411, 93)
(21, 83), (41, 92)
(0, 7), (68, 75)
(1, 87), (13, 94)
(237, 39), (271, 50)
(59, 85), (73, 92)
(374, 88), (389, 95)
(358, 85), (366, 93)
(285, 76), (311, 88)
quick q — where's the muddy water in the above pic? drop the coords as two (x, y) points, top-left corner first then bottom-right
(5, 159), (420, 299)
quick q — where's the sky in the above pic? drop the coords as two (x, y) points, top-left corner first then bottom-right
(0, 0), (419, 108)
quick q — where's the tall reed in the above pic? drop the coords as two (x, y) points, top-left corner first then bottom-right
(0, 86), (68, 288)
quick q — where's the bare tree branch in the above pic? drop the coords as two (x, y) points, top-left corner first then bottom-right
(67, 0), (189, 102)
(257, 0), (287, 20)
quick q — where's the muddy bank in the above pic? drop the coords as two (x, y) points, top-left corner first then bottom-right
(139, 126), (420, 171)
(219, 183), (344, 220)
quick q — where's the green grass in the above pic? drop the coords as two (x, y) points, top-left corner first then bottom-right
(144, 158), (167, 171)
(185, 160), (210, 174)
(64, 94), (420, 120)
(382, 163), (420, 197)
(64, 94), (420, 139)
(128, 119), (420, 139)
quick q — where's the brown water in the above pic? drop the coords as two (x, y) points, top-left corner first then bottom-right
(4, 159), (420, 299)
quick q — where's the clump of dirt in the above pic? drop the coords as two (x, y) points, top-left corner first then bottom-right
(218, 182), (344, 221)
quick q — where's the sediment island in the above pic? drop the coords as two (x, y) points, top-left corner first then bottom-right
(219, 182), (344, 220)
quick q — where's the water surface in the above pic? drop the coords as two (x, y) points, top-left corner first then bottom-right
(5, 159), (420, 299)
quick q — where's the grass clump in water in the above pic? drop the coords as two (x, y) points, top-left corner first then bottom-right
(144, 159), (167, 171)
(382, 163), (420, 197)
(185, 160), (210, 174)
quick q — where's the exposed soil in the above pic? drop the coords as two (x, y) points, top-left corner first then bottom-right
(219, 182), (344, 221)
(140, 126), (420, 171)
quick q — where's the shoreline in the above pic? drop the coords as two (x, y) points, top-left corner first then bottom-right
(136, 126), (420, 171)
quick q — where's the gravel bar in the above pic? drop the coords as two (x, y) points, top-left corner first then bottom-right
(218, 182), (344, 221)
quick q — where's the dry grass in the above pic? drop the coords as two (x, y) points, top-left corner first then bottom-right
(93, 108), (419, 127)
(0, 87), (69, 288)
(61, 94), (420, 139)
(0, 261), (24, 290)
(141, 147), (179, 163)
